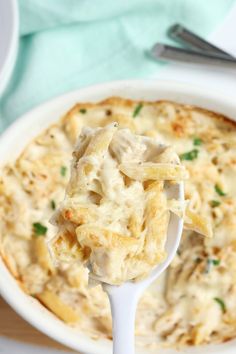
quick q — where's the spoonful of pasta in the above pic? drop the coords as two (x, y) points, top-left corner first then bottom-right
(50, 123), (186, 354)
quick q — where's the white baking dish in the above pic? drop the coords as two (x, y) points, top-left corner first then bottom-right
(0, 80), (236, 354)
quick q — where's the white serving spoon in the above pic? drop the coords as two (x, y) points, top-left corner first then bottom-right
(103, 182), (184, 354)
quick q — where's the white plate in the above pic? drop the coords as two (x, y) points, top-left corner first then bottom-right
(1, 79), (236, 354)
(0, 0), (19, 96)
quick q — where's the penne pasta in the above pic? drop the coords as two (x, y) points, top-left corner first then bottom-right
(37, 289), (80, 324)
(34, 237), (55, 274)
(119, 162), (189, 182)
(185, 208), (213, 238)
(51, 125), (187, 284)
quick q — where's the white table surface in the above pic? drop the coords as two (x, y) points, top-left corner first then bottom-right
(1, 3), (236, 354)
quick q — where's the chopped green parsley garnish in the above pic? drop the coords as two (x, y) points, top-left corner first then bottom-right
(79, 108), (87, 114)
(193, 137), (202, 146)
(60, 166), (67, 177)
(214, 297), (226, 313)
(33, 222), (47, 236)
(51, 200), (56, 210)
(205, 258), (220, 273)
(208, 258), (221, 266)
(210, 200), (221, 208)
(133, 103), (143, 118)
(215, 184), (226, 196)
(212, 259), (221, 266)
(180, 149), (199, 161)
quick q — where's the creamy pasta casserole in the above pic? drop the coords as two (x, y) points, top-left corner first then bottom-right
(51, 123), (188, 285)
(0, 97), (235, 348)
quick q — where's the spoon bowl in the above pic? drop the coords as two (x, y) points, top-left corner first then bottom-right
(104, 181), (184, 354)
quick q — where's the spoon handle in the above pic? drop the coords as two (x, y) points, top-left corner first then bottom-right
(107, 287), (139, 354)
(168, 23), (233, 58)
(151, 43), (236, 69)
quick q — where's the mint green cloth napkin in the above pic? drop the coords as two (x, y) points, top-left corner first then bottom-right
(0, 0), (235, 132)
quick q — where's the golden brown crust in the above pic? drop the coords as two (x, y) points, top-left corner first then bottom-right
(61, 96), (236, 129)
